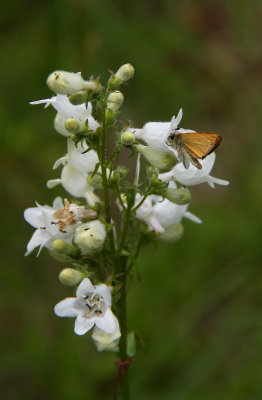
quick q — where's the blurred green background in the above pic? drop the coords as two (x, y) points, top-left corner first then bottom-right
(1, 0), (262, 399)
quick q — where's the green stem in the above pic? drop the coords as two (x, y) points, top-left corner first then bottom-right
(118, 258), (130, 400)
(118, 207), (130, 253)
(99, 99), (115, 255)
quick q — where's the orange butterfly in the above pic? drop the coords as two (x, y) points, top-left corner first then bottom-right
(167, 131), (222, 169)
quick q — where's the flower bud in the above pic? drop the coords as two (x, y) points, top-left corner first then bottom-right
(159, 223), (184, 242)
(87, 173), (103, 189)
(69, 91), (89, 105)
(92, 318), (121, 352)
(135, 144), (177, 171)
(115, 63), (135, 82)
(54, 113), (71, 137)
(165, 188), (191, 205)
(59, 268), (84, 286)
(107, 91), (124, 112)
(74, 220), (106, 255)
(121, 131), (135, 145)
(64, 118), (85, 134)
(47, 71), (87, 95)
(109, 171), (120, 184)
(108, 75), (121, 90)
(53, 239), (79, 257)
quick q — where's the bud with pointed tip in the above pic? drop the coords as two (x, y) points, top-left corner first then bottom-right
(74, 220), (106, 255)
(115, 63), (135, 82)
(121, 131), (135, 145)
(165, 188), (191, 205)
(135, 144), (177, 171)
(59, 268), (84, 286)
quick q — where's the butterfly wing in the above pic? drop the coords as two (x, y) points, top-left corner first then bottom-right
(181, 133), (222, 159)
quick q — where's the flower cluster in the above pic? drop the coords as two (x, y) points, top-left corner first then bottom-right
(25, 65), (229, 355)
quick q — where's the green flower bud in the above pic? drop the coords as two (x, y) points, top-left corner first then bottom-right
(109, 171), (120, 183)
(47, 70), (87, 95)
(68, 91), (89, 105)
(159, 223), (184, 242)
(105, 108), (115, 124)
(59, 268), (84, 286)
(64, 118), (85, 134)
(75, 220), (106, 255)
(53, 239), (79, 257)
(115, 63), (135, 82)
(107, 91), (124, 112)
(165, 188), (191, 205)
(136, 144), (177, 171)
(87, 173), (103, 189)
(121, 131), (135, 145)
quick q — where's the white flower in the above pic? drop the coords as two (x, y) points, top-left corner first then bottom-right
(134, 108), (194, 153)
(24, 197), (85, 256)
(54, 278), (117, 335)
(30, 94), (99, 135)
(53, 138), (99, 173)
(92, 316), (121, 352)
(47, 164), (100, 207)
(159, 153), (229, 188)
(134, 187), (201, 236)
(74, 220), (106, 255)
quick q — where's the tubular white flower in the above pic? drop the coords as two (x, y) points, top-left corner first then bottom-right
(159, 153), (229, 188)
(30, 94), (100, 133)
(47, 164), (100, 207)
(134, 108), (194, 153)
(53, 138), (99, 174)
(47, 71), (88, 95)
(24, 197), (85, 256)
(115, 63), (135, 82)
(54, 278), (117, 335)
(74, 220), (106, 255)
(134, 183), (201, 237)
(92, 316), (121, 352)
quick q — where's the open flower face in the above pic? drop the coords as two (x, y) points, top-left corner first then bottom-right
(54, 278), (117, 335)
(24, 197), (89, 256)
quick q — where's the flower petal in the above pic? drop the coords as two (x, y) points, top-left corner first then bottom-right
(184, 211), (202, 224)
(25, 229), (50, 256)
(24, 207), (43, 228)
(47, 179), (62, 189)
(95, 309), (116, 333)
(76, 278), (94, 298)
(54, 297), (79, 317)
(74, 315), (94, 335)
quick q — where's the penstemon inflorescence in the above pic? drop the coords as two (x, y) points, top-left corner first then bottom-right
(24, 64), (229, 399)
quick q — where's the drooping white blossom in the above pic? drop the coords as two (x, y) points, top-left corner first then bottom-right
(159, 153), (229, 188)
(47, 164), (100, 206)
(24, 197), (86, 256)
(30, 94), (99, 135)
(133, 108), (194, 153)
(92, 316), (121, 352)
(134, 182), (201, 237)
(53, 138), (99, 173)
(54, 278), (117, 335)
